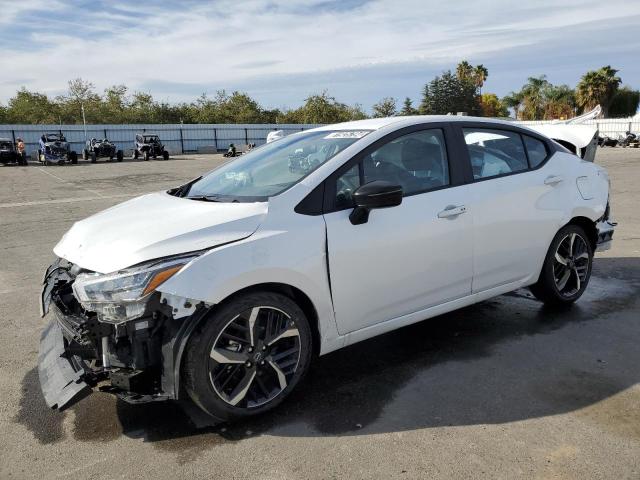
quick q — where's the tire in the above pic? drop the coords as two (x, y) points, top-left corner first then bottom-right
(83, 149), (89, 161)
(183, 291), (313, 422)
(162, 150), (169, 160)
(133, 149), (139, 160)
(90, 151), (97, 163)
(116, 150), (123, 162)
(143, 151), (149, 161)
(530, 224), (593, 306)
(70, 151), (78, 164)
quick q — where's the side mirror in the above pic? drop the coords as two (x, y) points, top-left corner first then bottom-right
(349, 180), (403, 225)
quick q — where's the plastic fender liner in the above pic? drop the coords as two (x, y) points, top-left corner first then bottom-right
(38, 319), (92, 411)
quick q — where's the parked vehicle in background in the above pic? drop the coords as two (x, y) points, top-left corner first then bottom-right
(619, 131), (638, 148)
(83, 138), (123, 163)
(133, 134), (169, 161)
(223, 143), (237, 157)
(598, 135), (618, 147)
(38, 132), (77, 165)
(39, 116), (614, 422)
(0, 138), (27, 166)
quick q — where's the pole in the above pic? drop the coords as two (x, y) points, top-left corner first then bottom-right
(244, 127), (248, 146)
(81, 103), (87, 142)
(213, 127), (218, 151)
(180, 127), (184, 154)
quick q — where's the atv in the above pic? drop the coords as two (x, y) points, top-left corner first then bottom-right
(0, 138), (27, 166)
(38, 132), (77, 165)
(83, 138), (123, 163)
(133, 134), (169, 161)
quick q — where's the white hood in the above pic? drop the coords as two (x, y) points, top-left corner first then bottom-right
(54, 192), (268, 273)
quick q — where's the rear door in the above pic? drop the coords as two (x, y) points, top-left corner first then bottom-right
(455, 124), (566, 292)
(323, 124), (474, 334)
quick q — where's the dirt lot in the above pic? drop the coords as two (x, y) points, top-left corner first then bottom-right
(1, 149), (639, 479)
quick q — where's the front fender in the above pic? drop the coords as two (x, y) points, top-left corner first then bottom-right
(157, 216), (342, 356)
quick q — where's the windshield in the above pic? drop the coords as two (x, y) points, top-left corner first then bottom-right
(184, 129), (370, 201)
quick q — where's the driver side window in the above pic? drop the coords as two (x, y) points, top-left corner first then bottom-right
(334, 129), (450, 209)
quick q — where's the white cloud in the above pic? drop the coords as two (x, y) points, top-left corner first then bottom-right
(0, 0), (638, 107)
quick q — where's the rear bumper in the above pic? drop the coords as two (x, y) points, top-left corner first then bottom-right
(38, 319), (92, 411)
(595, 219), (616, 252)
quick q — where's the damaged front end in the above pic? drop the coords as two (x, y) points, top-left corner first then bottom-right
(38, 256), (209, 411)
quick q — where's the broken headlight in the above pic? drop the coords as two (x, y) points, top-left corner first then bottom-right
(72, 255), (198, 324)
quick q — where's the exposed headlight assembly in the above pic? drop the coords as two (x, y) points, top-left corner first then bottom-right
(72, 254), (198, 324)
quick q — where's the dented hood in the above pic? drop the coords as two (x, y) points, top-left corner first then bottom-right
(54, 192), (267, 273)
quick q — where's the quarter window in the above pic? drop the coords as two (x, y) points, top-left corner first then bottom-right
(523, 135), (548, 168)
(463, 128), (528, 180)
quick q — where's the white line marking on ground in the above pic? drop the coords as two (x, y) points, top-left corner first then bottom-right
(35, 167), (106, 197)
(0, 193), (140, 208)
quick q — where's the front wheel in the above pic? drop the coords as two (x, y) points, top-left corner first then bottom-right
(143, 151), (149, 161)
(530, 224), (593, 306)
(116, 150), (123, 162)
(162, 150), (169, 160)
(183, 292), (313, 422)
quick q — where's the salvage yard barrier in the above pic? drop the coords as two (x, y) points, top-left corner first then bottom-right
(0, 123), (320, 156)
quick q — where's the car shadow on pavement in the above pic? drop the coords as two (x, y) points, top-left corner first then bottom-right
(15, 257), (640, 452)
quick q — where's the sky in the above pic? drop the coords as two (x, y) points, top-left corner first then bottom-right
(0, 0), (638, 112)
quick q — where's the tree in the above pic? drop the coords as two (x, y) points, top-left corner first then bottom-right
(473, 64), (489, 94)
(576, 66), (622, 117)
(479, 93), (508, 117)
(502, 91), (524, 119)
(279, 91), (366, 123)
(372, 97), (397, 117)
(608, 86), (640, 118)
(543, 84), (576, 120)
(519, 75), (550, 120)
(6, 88), (60, 124)
(420, 70), (479, 115)
(400, 97), (418, 116)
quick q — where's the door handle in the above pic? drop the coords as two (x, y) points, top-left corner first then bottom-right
(438, 205), (467, 218)
(544, 175), (564, 186)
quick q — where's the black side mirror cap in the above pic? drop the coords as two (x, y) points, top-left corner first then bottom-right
(349, 180), (403, 225)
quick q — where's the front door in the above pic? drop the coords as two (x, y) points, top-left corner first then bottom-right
(323, 127), (473, 334)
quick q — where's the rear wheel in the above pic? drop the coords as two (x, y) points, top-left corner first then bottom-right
(116, 150), (123, 162)
(70, 151), (78, 164)
(90, 151), (97, 163)
(530, 224), (593, 306)
(133, 149), (139, 160)
(183, 292), (313, 421)
(143, 150), (149, 161)
(162, 150), (169, 160)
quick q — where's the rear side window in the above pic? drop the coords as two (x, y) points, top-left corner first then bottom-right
(463, 128), (528, 180)
(523, 135), (548, 168)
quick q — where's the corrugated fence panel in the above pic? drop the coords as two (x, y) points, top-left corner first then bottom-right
(0, 124), (321, 155)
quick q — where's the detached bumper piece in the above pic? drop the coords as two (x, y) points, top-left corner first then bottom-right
(38, 319), (92, 411)
(596, 220), (616, 252)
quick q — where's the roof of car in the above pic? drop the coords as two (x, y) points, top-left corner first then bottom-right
(311, 115), (517, 132)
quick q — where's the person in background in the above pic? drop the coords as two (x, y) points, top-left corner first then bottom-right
(16, 137), (26, 164)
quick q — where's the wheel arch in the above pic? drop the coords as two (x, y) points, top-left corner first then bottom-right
(566, 215), (598, 251)
(172, 281), (321, 400)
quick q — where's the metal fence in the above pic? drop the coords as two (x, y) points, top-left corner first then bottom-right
(518, 118), (640, 137)
(0, 123), (321, 156)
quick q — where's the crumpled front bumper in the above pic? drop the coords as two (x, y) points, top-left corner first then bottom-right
(38, 318), (92, 411)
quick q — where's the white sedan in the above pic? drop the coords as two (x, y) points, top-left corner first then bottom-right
(39, 116), (615, 421)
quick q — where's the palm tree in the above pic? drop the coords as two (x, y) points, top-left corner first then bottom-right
(502, 91), (524, 119)
(456, 61), (473, 84)
(520, 75), (550, 120)
(576, 66), (622, 117)
(473, 64), (489, 94)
